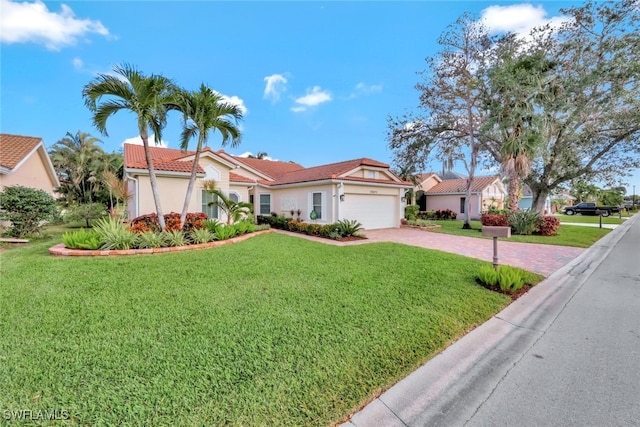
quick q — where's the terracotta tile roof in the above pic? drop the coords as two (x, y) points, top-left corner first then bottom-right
(0, 133), (42, 170)
(426, 175), (500, 194)
(229, 172), (256, 183)
(272, 158), (392, 185)
(417, 172), (437, 183)
(231, 156), (305, 180)
(124, 143), (204, 173)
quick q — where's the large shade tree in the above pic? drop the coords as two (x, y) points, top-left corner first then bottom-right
(82, 63), (178, 230)
(388, 13), (491, 228)
(518, 0), (640, 212)
(175, 84), (243, 227)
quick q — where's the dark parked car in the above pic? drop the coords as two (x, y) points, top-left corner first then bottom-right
(562, 202), (620, 217)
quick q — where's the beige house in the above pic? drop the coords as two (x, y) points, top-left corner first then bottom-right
(124, 144), (412, 229)
(411, 174), (505, 219)
(0, 134), (59, 194)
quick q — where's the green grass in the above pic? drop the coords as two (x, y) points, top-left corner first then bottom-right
(0, 232), (543, 426)
(427, 220), (610, 247)
(555, 213), (626, 224)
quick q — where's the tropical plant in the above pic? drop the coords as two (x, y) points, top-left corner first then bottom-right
(213, 224), (238, 241)
(93, 216), (138, 250)
(62, 229), (103, 250)
(137, 231), (167, 249)
(190, 228), (214, 244)
(404, 205), (419, 221)
(207, 189), (253, 225)
(162, 229), (187, 247)
(508, 210), (540, 235)
(476, 265), (499, 287)
(83, 63), (179, 230)
(497, 266), (526, 293)
(234, 220), (255, 235)
(175, 84), (243, 227)
(0, 186), (57, 237)
(335, 219), (363, 237)
(63, 202), (107, 227)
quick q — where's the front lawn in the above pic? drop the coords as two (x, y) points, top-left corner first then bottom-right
(555, 213), (626, 224)
(427, 220), (610, 247)
(0, 232), (541, 426)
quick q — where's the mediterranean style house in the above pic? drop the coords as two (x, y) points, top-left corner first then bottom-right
(124, 144), (412, 230)
(0, 133), (59, 194)
(412, 173), (506, 219)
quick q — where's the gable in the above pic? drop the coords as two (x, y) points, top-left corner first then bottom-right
(426, 176), (501, 195)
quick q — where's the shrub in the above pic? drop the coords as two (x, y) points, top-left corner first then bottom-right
(477, 265), (499, 287)
(62, 229), (103, 250)
(162, 229), (187, 247)
(417, 210), (437, 220)
(404, 205), (419, 221)
(406, 219), (435, 227)
(213, 224), (237, 241)
(434, 209), (457, 220)
(305, 223), (321, 236)
(477, 265), (526, 294)
(481, 213), (509, 227)
(336, 219), (363, 237)
(63, 202), (107, 227)
(538, 215), (560, 236)
(254, 224), (271, 232)
(0, 185), (57, 237)
(190, 228), (214, 244)
(318, 224), (337, 238)
(497, 266), (525, 293)
(93, 217), (138, 250)
(203, 219), (221, 233)
(234, 220), (255, 235)
(508, 210), (541, 235)
(129, 212), (208, 233)
(137, 231), (167, 249)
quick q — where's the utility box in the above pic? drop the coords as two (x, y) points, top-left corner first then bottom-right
(482, 226), (511, 238)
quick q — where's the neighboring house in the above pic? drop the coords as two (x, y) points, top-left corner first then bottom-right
(124, 144), (412, 229)
(413, 173), (442, 211)
(518, 184), (553, 213)
(416, 175), (506, 220)
(0, 133), (59, 194)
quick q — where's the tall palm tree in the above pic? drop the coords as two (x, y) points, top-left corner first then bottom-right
(82, 63), (177, 229)
(176, 84), (243, 227)
(49, 131), (104, 205)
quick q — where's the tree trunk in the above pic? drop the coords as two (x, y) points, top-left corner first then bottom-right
(531, 189), (548, 214)
(507, 177), (521, 212)
(180, 139), (203, 228)
(141, 132), (166, 230)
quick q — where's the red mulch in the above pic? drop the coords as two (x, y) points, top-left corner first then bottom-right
(477, 280), (533, 301)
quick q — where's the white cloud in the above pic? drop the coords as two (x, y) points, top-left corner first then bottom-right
(480, 4), (569, 37)
(237, 152), (277, 161)
(72, 57), (83, 70)
(348, 82), (383, 99)
(291, 86), (332, 112)
(0, 0), (110, 51)
(263, 74), (287, 102)
(218, 94), (248, 115)
(122, 134), (168, 149)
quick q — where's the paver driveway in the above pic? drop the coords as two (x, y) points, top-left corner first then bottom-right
(277, 228), (584, 277)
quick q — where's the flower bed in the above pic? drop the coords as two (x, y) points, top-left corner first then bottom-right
(50, 229), (273, 257)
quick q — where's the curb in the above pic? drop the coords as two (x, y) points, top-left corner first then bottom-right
(344, 213), (638, 427)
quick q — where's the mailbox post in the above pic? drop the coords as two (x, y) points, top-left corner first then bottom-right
(482, 226), (511, 270)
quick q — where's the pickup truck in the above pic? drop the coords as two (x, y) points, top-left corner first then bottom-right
(562, 202), (621, 217)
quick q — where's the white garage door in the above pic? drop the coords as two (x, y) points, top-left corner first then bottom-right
(341, 194), (397, 230)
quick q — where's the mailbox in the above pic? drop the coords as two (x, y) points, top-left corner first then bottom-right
(482, 226), (511, 238)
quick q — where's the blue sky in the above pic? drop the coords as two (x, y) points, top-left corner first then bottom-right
(1, 0), (638, 193)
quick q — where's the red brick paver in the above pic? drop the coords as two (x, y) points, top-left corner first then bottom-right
(276, 228), (584, 277)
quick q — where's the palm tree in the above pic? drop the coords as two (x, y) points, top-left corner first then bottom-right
(207, 189), (253, 224)
(248, 151), (268, 159)
(82, 63), (177, 229)
(49, 131), (105, 205)
(176, 84), (243, 227)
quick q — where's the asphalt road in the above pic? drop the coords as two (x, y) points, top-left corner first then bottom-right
(346, 214), (640, 427)
(466, 214), (640, 426)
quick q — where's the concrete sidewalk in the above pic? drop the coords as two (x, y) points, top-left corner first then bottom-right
(344, 213), (639, 427)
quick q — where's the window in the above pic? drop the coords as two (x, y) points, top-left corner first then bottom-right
(259, 194), (271, 215)
(202, 190), (218, 219)
(365, 170), (377, 179)
(229, 192), (240, 203)
(312, 192), (322, 219)
(460, 197), (466, 214)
